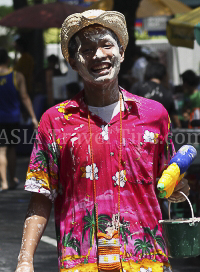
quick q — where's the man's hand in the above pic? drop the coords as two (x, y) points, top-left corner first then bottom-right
(15, 262), (34, 272)
(168, 178), (190, 203)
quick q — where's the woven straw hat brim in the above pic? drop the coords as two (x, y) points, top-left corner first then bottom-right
(61, 10), (129, 62)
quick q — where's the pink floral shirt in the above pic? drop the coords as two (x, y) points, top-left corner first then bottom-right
(25, 89), (174, 272)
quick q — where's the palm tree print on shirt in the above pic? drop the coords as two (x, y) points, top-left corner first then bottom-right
(143, 225), (166, 254)
(34, 150), (48, 170)
(82, 208), (111, 247)
(119, 217), (131, 256)
(62, 228), (80, 256)
(134, 236), (153, 258)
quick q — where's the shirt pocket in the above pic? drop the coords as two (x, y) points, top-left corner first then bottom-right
(122, 139), (156, 185)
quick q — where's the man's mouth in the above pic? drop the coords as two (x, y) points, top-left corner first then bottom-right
(91, 63), (111, 74)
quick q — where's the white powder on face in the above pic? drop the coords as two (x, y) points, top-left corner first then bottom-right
(74, 28), (122, 84)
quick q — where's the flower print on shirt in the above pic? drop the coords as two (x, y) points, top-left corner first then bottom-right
(81, 163), (99, 180)
(100, 124), (109, 141)
(143, 130), (158, 143)
(57, 102), (69, 113)
(57, 102), (72, 120)
(112, 170), (127, 187)
(64, 111), (72, 120)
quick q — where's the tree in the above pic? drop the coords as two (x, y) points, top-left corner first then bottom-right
(62, 228), (81, 256)
(143, 225), (166, 253)
(134, 236), (153, 258)
(82, 208), (111, 248)
(34, 150), (48, 167)
(119, 217), (131, 256)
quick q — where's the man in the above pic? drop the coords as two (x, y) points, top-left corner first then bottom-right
(15, 10), (189, 272)
(131, 62), (181, 128)
(0, 48), (38, 191)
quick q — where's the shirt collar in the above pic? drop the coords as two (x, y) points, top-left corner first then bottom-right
(62, 87), (140, 116)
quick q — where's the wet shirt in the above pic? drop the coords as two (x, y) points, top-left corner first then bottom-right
(25, 89), (174, 272)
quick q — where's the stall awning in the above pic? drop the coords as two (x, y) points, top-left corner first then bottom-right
(167, 6), (200, 48)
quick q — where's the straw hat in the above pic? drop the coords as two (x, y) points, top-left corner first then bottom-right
(61, 9), (129, 62)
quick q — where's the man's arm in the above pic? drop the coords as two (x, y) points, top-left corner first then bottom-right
(16, 71), (38, 129)
(15, 193), (52, 272)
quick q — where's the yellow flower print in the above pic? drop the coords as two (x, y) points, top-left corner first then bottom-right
(57, 102), (69, 113)
(154, 133), (159, 144)
(56, 138), (62, 149)
(64, 112), (72, 120)
(81, 167), (86, 178)
(26, 167), (49, 188)
(168, 115), (171, 130)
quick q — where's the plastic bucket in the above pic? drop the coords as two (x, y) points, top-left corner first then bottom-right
(159, 192), (200, 258)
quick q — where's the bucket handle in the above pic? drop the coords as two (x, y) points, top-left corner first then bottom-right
(168, 191), (195, 224)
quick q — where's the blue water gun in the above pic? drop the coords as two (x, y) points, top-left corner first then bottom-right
(157, 145), (197, 198)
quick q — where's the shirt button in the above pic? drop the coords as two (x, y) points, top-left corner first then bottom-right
(108, 124), (111, 127)
(110, 152), (114, 156)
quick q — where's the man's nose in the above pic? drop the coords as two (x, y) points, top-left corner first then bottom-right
(93, 48), (105, 59)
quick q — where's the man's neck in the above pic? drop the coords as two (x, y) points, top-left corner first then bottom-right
(83, 79), (120, 107)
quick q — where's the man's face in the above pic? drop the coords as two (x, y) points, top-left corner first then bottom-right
(69, 25), (124, 85)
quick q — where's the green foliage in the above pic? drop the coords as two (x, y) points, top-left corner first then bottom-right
(134, 236), (153, 257)
(62, 228), (81, 256)
(82, 208), (111, 247)
(44, 28), (61, 44)
(27, 0), (55, 5)
(0, 6), (14, 18)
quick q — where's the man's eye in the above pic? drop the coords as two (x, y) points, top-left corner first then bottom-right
(104, 44), (112, 48)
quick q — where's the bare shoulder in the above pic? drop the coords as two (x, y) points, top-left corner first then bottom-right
(15, 70), (25, 81)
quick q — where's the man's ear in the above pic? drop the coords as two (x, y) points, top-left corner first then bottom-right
(120, 47), (125, 63)
(69, 57), (78, 71)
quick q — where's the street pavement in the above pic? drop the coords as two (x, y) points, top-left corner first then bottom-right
(0, 156), (200, 272)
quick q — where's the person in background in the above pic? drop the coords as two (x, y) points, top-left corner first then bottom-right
(180, 70), (200, 128)
(131, 46), (159, 84)
(14, 37), (34, 97)
(0, 48), (38, 192)
(35, 54), (62, 108)
(131, 62), (181, 128)
(15, 10), (189, 272)
(45, 54), (62, 107)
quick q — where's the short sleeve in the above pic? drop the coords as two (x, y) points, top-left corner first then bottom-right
(25, 112), (60, 202)
(157, 107), (176, 178)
